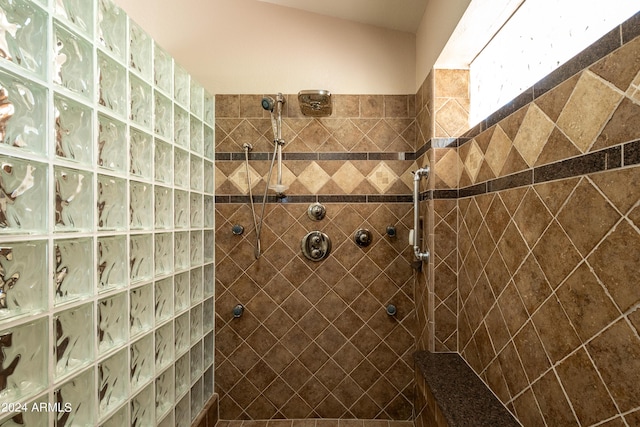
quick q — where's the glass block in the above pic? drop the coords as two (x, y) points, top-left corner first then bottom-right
(130, 234), (153, 283)
(97, 174), (126, 230)
(174, 311), (189, 356)
(130, 333), (153, 392)
(54, 93), (92, 165)
(0, 317), (47, 402)
(154, 186), (172, 229)
(203, 298), (213, 334)
(0, 394), (47, 426)
(53, 302), (93, 379)
(0, 240), (47, 322)
(53, 22), (93, 99)
(154, 233), (172, 277)
(154, 91), (171, 139)
(203, 92), (214, 126)
(130, 75), (151, 129)
(0, 0), (47, 77)
(174, 232), (189, 272)
(156, 366), (174, 421)
(54, 166), (93, 232)
(190, 339), (202, 382)
(130, 384), (154, 427)
(175, 392), (190, 427)
(203, 263), (213, 298)
(204, 196), (213, 228)
(54, 0), (93, 37)
(97, 235), (127, 292)
(204, 161), (213, 194)
(190, 231), (202, 267)
(98, 51), (127, 117)
(0, 156), (47, 233)
(130, 181), (152, 230)
(100, 404), (128, 427)
(174, 190), (189, 229)
(154, 139), (172, 184)
(129, 127), (152, 179)
(53, 237), (92, 305)
(54, 368), (95, 426)
(190, 192), (202, 228)
(203, 365), (213, 401)
(98, 347), (128, 416)
(97, 292), (127, 354)
(129, 20), (152, 81)
(97, 0), (126, 61)
(189, 117), (203, 155)
(97, 113), (126, 172)
(154, 277), (173, 324)
(158, 411), (173, 427)
(189, 81), (203, 118)
(0, 69), (47, 155)
(174, 148), (189, 189)
(191, 377), (203, 421)
(189, 155), (202, 191)
(174, 64), (189, 107)
(155, 321), (173, 371)
(130, 283), (153, 338)
(174, 352), (189, 398)
(190, 305), (202, 346)
(154, 43), (171, 94)
(203, 331), (213, 368)
(204, 230), (213, 263)
(189, 267), (202, 306)
(174, 271), (189, 313)
(203, 125), (214, 161)
(173, 105), (189, 148)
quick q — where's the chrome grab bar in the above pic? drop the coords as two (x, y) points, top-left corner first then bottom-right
(413, 167), (430, 262)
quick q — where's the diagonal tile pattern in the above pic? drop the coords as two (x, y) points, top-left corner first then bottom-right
(215, 204), (415, 420)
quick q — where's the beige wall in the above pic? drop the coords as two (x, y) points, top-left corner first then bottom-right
(115, 0), (417, 94)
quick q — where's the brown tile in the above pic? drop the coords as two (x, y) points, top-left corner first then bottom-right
(496, 221), (529, 275)
(532, 295), (581, 363)
(556, 179), (620, 256)
(531, 370), (579, 427)
(535, 127), (582, 166)
(512, 387), (546, 427)
(216, 95), (240, 118)
(512, 254), (552, 315)
(497, 341), (529, 398)
(361, 95), (384, 118)
(512, 321), (550, 382)
(593, 97), (640, 151)
(497, 281), (529, 337)
(587, 319), (640, 412)
(625, 409), (640, 427)
(484, 250), (511, 297)
(556, 262), (621, 341)
(591, 166), (640, 215)
(512, 104), (555, 167)
(590, 35), (640, 92)
(384, 95), (410, 118)
(532, 220), (582, 289)
(588, 219), (640, 312)
(534, 73), (580, 122)
(513, 188), (552, 248)
(533, 177), (579, 216)
(556, 348), (619, 426)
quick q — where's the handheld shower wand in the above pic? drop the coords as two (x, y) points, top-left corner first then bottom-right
(261, 93), (287, 196)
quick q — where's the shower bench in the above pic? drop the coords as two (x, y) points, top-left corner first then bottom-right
(413, 351), (521, 427)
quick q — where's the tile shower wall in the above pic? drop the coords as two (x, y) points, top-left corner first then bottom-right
(214, 95), (418, 420)
(0, 0), (215, 425)
(416, 13), (640, 427)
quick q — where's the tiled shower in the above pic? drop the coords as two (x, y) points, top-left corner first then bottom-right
(0, 0), (215, 425)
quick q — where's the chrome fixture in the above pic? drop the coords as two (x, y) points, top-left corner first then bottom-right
(354, 229), (372, 247)
(386, 304), (397, 316)
(232, 304), (244, 318)
(231, 224), (244, 235)
(298, 90), (332, 117)
(307, 203), (326, 221)
(262, 93), (287, 196)
(386, 225), (397, 238)
(301, 231), (331, 261)
(412, 167), (430, 262)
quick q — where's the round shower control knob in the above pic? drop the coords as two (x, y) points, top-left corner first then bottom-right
(354, 229), (372, 247)
(301, 231), (332, 261)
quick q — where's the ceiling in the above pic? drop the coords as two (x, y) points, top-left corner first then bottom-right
(256, 0), (430, 33)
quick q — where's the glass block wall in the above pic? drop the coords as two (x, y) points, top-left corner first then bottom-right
(0, 0), (215, 426)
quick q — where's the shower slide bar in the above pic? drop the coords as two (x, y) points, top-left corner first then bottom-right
(412, 167), (430, 262)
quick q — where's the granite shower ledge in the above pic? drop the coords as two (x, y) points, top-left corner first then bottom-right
(413, 351), (521, 427)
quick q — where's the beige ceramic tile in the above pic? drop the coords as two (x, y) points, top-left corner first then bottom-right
(332, 162), (365, 193)
(367, 162), (399, 193)
(434, 148), (462, 189)
(556, 71), (623, 152)
(297, 161), (331, 194)
(484, 125), (512, 176)
(464, 140), (484, 183)
(513, 104), (555, 167)
(435, 99), (469, 137)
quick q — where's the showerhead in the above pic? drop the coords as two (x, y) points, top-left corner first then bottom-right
(261, 96), (275, 112)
